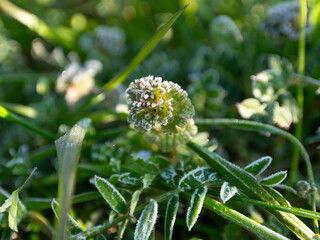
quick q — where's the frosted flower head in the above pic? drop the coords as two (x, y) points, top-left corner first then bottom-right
(126, 76), (195, 135)
(260, 2), (312, 40)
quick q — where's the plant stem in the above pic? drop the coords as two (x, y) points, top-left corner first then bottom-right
(290, 0), (307, 187)
(181, 192), (290, 240)
(194, 118), (319, 236)
(17, 167), (37, 192)
(195, 118), (314, 186)
(195, 118), (319, 227)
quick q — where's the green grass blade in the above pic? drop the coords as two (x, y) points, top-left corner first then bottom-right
(207, 189), (320, 221)
(0, 105), (56, 141)
(73, 3), (189, 114)
(55, 118), (90, 240)
(103, 3), (189, 91)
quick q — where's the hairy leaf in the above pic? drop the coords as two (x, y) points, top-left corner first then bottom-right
(8, 191), (18, 232)
(220, 182), (238, 204)
(261, 171), (287, 186)
(130, 190), (142, 216)
(186, 187), (208, 231)
(94, 175), (128, 214)
(134, 199), (158, 240)
(244, 156), (272, 176)
(178, 167), (223, 191)
(165, 194), (179, 240)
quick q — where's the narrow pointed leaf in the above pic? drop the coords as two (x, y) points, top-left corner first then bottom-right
(244, 156), (272, 176)
(94, 175), (128, 214)
(134, 199), (158, 240)
(182, 192), (291, 240)
(130, 190), (142, 216)
(109, 210), (117, 223)
(261, 171), (287, 186)
(220, 182), (238, 204)
(143, 174), (156, 189)
(186, 187), (208, 231)
(51, 199), (83, 235)
(165, 194), (179, 240)
(178, 167), (223, 191)
(8, 191), (19, 232)
(118, 219), (129, 239)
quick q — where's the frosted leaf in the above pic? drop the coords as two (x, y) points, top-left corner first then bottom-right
(179, 167), (223, 191)
(220, 182), (238, 204)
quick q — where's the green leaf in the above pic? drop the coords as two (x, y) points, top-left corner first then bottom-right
(261, 171), (287, 186)
(51, 199), (83, 235)
(161, 166), (177, 187)
(165, 194), (179, 240)
(94, 175), (128, 214)
(237, 98), (267, 119)
(143, 174), (156, 189)
(251, 70), (278, 103)
(0, 195), (13, 213)
(8, 191), (18, 232)
(109, 210), (117, 223)
(244, 156), (272, 176)
(130, 190), (142, 216)
(220, 182), (238, 204)
(186, 186), (208, 231)
(183, 192), (291, 240)
(118, 219), (129, 240)
(134, 199), (158, 240)
(55, 118), (91, 240)
(178, 167), (223, 191)
(187, 141), (317, 239)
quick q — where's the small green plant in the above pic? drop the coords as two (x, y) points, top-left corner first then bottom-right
(1, 0), (320, 240)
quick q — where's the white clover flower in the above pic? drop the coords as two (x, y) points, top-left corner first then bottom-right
(56, 59), (103, 105)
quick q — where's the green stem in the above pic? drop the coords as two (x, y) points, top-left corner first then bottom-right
(187, 140), (318, 239)
(181, 192), (290, 240)
(0, 105), (56, 141)
(195, 118), (314, 186)
(195, 118), (319, 234)
(206, 189), (320, 221)
(291, 0), (307, 189)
